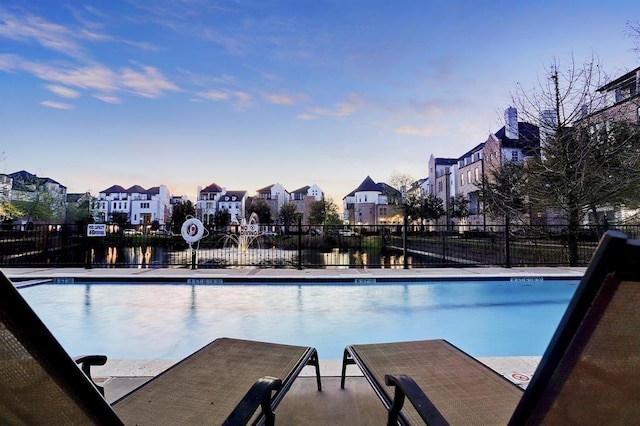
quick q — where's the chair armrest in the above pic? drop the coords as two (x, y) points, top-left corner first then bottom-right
(384, 374), (449, 426)
(223, 376), (283, 426)
(73, 355), (108, 396)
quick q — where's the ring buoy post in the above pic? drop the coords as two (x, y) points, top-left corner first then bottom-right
(181, 218), (205, 269)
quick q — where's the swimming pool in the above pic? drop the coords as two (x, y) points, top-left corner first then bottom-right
(19, 279), (578, 360)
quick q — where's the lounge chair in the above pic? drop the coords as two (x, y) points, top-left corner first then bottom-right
(341, 230), (640, 425)
(0, 270), (321, 425)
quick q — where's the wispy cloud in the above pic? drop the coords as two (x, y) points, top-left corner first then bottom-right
(46, 84), (81, 98)
(0, 11), (85, 58)
(297, 93), (363, 120)
(93, 93), (121, 104)
(393, 125), (434, 137)
(41, 100), (73, 109)
(0, 54), (179, 102)
(195, 88), (252, 109)
(262, 91), (307, 106)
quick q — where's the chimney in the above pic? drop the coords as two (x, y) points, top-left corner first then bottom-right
(505, 107), (518, 139)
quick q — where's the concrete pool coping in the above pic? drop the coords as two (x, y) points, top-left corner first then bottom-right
(5, 266), (583, 423)
(3, 265), (585, 282)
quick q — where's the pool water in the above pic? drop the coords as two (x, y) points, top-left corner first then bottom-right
(20, 279), (578, 360)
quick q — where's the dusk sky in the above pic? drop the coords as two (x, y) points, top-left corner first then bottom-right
(1, 1), (638, 207)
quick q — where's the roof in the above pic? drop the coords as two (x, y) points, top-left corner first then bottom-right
(353, 176), (380, 193)
(433, 158), (458, 166)
(494, 122), (540, 156)
(100, 185), (127, 194)
(126, 185), (147, 194)
(220, 190), (247, 201)
(291, 186), (310, 194)
(9, 170), (65, 189)
(256, 184), (275, 193)
(458, 142), (485, 161)
(597, 66), (640, 92)
(201, 183), (223, 193)
(146, 186), (160, 195)
(66, 193), (85, 203)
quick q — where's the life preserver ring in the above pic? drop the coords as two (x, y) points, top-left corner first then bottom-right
(181, 218), (205, 244)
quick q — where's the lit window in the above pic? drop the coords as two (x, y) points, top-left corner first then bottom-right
(460, 173), (465, 185)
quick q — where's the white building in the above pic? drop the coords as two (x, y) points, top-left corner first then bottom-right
(94, 184), (171, 226)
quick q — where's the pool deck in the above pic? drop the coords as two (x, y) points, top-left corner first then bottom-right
(6, 266), (584, 424)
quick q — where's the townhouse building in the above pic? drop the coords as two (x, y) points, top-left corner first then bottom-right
(289, 184), (323, 222)
(576, 66), (640, 223)
(424, 107), (540, 229)
(342, 176), (401, 226)
(196, 183), (224, 225)
(592, 66), (640, 124)
(93, 184), (171, 226)
(196, 183), (248, 225)
(427, 156), (457, 226)
(255, 183), (289, 219)
(456, 143), (485, 228)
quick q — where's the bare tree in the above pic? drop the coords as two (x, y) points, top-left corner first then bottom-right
(513, 57), (640, 265)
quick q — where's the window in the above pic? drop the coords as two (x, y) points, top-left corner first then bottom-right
(460, 173), (465, 186)
(511, 150), (519, 162)
(474, 167), (479, 182)
(467, 170), (472, 185)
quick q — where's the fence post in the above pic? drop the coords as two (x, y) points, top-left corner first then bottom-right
(191, 246), (197, 269)
(504, 217), (511, 268)
(403, 208), (408, 269)
(85, 232), (92, 269)
(297, 216), (302, 270)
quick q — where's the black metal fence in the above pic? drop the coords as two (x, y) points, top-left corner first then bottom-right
(1, 222), (637, 269)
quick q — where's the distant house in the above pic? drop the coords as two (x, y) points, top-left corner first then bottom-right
(7, 170), (67, 223)
(428, 156), (457, 226)
(255, 183), (290, 220)
(343, 176), (401, 226)
(218, 190), (248, 224)
(289, 184), (323, 223)
(196, 183), (224, 225)
(456, 143), (485, 228)
(94, 184), (171, 227)
(196, 184), (248, 225)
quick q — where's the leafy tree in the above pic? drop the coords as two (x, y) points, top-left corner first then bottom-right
(65, 198), (94, 227)
(0, 200), (23, 220)
(110, 211), (129, 226)
(278, 202), (298, 232)
(513, 57), (640, 264)
(213, 209), (231, 228)
(170, 200), (196, 233)
(479, 162), (528, 222)
(413, 193), (445, 224)
(448, 194), (470, 227)
(323, 199), (342, 225)
(249, 198), (273, 224)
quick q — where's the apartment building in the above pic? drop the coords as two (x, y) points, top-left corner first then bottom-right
(6, 170), (67, 223)
(93, 184), (171, 226)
